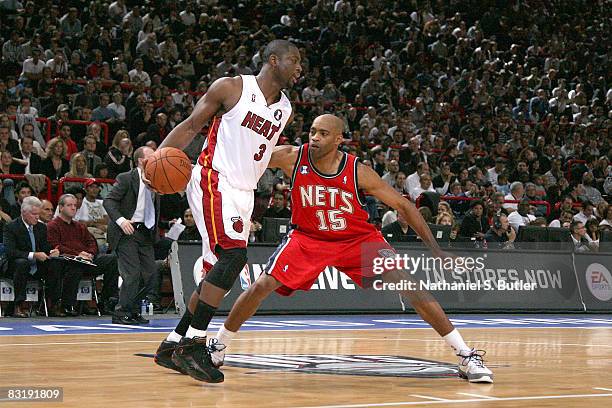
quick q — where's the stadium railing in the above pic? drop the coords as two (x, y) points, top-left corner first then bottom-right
(57, 177), (116, 197)
(0, 174), (52, 202)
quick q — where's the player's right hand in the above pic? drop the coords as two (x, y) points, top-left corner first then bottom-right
(121, 219), (135, 235)
(140, 161), (163, 194)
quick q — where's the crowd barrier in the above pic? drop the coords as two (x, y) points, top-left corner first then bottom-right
(169, 241), (611, 314)
(57, 177), (116, 196)
(0, 174), (52, 202)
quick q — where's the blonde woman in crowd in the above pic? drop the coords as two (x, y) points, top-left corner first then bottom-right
(41, 138), (70, 187)
(64, 152), (92, 190)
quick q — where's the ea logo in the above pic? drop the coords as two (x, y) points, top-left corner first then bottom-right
(585, 263), (612, 301)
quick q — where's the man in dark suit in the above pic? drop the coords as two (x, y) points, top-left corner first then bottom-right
(104, 146), (159, 325)
(3, 196), (60, 317)
(12, 135), (43, 175)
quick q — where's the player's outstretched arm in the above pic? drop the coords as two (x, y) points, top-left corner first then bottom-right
(357, 163), (442, 255)
(159, 77), (241, 150)
(268, 145), (299, 177)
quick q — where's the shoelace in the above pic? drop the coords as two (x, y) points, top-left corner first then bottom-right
(458, 349), (486, 368)
(208, 338), (227, 353)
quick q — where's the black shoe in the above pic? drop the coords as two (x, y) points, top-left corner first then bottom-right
(112, 313), (139, 325)
(154, 340), (186, 374)
(63, 306), (79, 317)
(102, 297), (118, 315)
(171, 336), (224, 383)
(132, 313), (149, 325)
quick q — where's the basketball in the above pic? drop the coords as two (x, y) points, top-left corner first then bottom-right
(144, 147), (192, 194)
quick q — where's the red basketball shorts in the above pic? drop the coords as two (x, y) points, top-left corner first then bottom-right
(265, 229), (395, 296)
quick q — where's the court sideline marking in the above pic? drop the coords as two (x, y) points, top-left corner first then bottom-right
(1, 335), (612, 349)
(295, 388), (612, 407)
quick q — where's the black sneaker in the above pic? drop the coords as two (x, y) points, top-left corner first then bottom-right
(154, 340), (186, 374)
(132, 313), (150, 325)
(112, 313), (139, 325)
(171, 336), (224, 383)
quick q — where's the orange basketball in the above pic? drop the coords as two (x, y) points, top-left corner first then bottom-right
(144, 147), (191, 194)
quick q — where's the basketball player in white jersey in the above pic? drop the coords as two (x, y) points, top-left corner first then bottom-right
(152, 40), (302, 383)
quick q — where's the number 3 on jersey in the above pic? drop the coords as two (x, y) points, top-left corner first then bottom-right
(315, 209), (347, 231)
(254, 144), (266, 161)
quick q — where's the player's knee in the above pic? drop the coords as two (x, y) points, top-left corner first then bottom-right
(204, 247), (247, 290)
(250, 275), (278, 298)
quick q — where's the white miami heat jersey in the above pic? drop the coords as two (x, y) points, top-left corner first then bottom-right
(198, 75), (292, 190)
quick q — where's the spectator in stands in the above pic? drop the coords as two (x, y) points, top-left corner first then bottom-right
(0, 150), (22, 175)
(80, 136), (103, 176)
(435, 212), (454, 237)
(91, 93), (119, 123)
(104, 131), (133, 178)
(8, 182), (33, 219)
(3, 197), (60, 317)
(494, 174), (510, 196)
(19, 48), (45, 84)
(12, 135), (42, 174)
(65, 152), (92, 183)
(508, 200), (537, 232)
(94, 164), (113, 198)
(582, 173), (604, 205)
(599, 207), (612, 232)
(549, 210), (574, 229)
(381, 211), (415, 243)
(433, 162), (454, 195)
(75, 179), (109, 252)
(0, 125), (19, 154)
(484, 214), (516, 249)
(381, 160), (399, 186)
(108, 92), (126, 122)
(39, 200), (54, 224)
(570, 221), (595, 253)
(406, 162), (429, 193)
(410, 173), (435, 200)
(585, 219), (601, 243)
(47, 194), (119, 315)
(177, 208), (201, 241)
(573, 201), (597, 225)
(56, 125), (79, 159)
(392, 172), (409, 195)
(262, 192), (291, 219)
(41, 138), (70, 187)
(459, 200), (487, 241)
(504, 182), (524, 211)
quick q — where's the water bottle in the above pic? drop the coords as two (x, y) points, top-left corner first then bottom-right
(140, 299), (147, 316)
(148, 300), (154, 316)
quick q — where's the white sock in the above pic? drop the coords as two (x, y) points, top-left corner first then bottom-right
(215, 325), (236, 347)
(166, 331), (182, 343)
(185, 326), (207, 339)
(443, 329), (471, 355)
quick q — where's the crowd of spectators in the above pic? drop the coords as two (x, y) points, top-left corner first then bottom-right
(0, 0), (609, 253)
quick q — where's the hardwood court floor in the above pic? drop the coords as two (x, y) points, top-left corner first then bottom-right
(0, 327), (611, 407)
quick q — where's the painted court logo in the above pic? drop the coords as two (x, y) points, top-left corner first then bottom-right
(224, 354), (458, 378)
(586, 263), (612, 301)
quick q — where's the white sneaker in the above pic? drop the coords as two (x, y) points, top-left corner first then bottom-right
(457, 349), (494, 383)
(209, 338), (226, 367)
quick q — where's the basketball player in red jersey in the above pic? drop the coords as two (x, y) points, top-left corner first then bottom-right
(209, 114), (493, 383)
(150, 40), (302, 383)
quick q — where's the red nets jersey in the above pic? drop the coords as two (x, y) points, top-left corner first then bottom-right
(290, 144), (377, 241)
